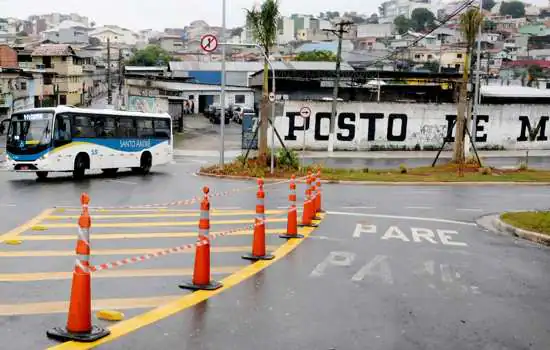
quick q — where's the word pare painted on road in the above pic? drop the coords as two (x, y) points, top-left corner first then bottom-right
(353, 224), (468, 247)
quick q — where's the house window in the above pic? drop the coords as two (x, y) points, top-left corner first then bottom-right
(20, 81), (27, 90)
(62, 56), (67, 61)
(235, 94), (245, 104)
(414, 54), (421, 59)
(428, 54), (433, 59)
(455, 64), (461, 70)
(457, 53), (463, 58)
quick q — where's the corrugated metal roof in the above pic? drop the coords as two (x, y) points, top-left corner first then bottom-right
(169, 61), (263, 72)
(270, 61), (355, 71)
(125, 66), (167, 71)
(31, 44), (75, 57)
(481, 85), (550, 98)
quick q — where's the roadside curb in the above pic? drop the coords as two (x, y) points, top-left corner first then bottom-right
(196, 172), (550, 186)
(493, 215), (550, 246)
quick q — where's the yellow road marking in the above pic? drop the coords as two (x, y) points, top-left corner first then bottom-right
(49, 216), (322, 350)
(0, 245), (278, 257)
(0, 296), (180, 317)
(0, 266), (241, 282)
(37, 218), (287, 229)
(17, 229), (285, 241)
(46, 210), (285, 220)
(0, 208), (55, 244)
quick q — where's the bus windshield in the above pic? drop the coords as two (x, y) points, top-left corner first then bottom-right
(7, 112), (53, 149)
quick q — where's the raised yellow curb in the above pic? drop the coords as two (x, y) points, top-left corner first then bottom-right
(3, 239), (22, 245)
(96, 310), (125, 322)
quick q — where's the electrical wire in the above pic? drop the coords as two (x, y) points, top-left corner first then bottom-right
(360, 0), (478, 70)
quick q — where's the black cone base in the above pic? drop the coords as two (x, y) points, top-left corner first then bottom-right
(242, 253), (275, 261)
(298, 222), (319, 228)
(179, 280), (223, 291)
(47, 325), (110, 342)
(279, 233), (304, 239)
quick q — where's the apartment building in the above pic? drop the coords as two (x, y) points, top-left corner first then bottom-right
(31, 44), (82, 106)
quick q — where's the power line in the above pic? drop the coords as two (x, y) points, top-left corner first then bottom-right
(362, 0), (478, 70)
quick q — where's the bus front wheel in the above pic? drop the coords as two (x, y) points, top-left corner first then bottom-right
(36, 171), (48, 180)
(73, 154), (88, 179)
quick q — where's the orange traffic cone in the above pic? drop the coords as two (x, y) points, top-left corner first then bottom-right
(47, 193), (110, 342)
(280, 175), (304, 239)
(315, 169), (325, 213)
(180, 186), (222, 291)
(243, 178), (274, 261)
(299, 174), (318, 227)
(311, 173), (322, 221)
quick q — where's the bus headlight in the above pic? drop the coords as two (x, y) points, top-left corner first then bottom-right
(40, 153), (49, 160)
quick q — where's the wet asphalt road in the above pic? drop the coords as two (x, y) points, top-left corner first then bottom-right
(0, 160), (549, 349)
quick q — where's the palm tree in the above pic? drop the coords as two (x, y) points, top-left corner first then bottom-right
(454, 7), (483, 170)
(245, 0), (280, 160)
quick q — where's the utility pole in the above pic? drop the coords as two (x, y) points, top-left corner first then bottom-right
(323, 20), (353, 153)
(107, 38), (112, 105)
(220, 0), (227, 166)
(118, 47), (123, 108)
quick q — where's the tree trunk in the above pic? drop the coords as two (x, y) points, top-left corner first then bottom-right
(258, 58), (269, 162)
(453, 49), (470, 166)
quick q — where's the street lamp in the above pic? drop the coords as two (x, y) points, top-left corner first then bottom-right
(220, 0), (227, 166)
(220, 41), (277, 174)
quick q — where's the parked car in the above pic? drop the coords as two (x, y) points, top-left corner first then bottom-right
(232, 105), (255, 124)
(209, 107), (231, 125)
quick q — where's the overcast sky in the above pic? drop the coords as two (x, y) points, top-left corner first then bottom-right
(1, 0), (545, 31)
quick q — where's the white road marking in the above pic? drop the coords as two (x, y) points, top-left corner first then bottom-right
(381, 226), (410, 242)
(326, 211), (477, 226)
(107, 179), (137, 185)
(351, 255), (393, 284)
(0, 204), (16, 207)
(411, 227), (438, 244)
(456, 208), (483, 212)
(436, 229), (468, 246)
(309, 251), (355, 278)
(440, 264), (453, 283)
(352, 223), (377, 238)
(341, 206), (376, 209)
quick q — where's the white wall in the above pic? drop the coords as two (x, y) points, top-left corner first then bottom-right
(267, 101), (550, 151)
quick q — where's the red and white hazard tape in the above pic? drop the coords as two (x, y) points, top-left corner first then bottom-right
(55, 175), (309, 210)
(88, 208), (295, 273)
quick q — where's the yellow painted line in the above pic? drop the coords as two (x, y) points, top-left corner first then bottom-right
(0, 245), (279, 257)
(49, 214), (323, 350)
(0, 296), (180, 317)
(0, 208), (55, 244)
(36, 218), (287, 229)
(17, 229), (285, 241)
(46, 210), (285, 220)
(0, 266), (241, 282)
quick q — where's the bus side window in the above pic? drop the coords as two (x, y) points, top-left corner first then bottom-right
(54, 114), (72, 146)
(153, 119), (170, 138)
(103, 116), (116, 137)
(117, 117), (136, 138)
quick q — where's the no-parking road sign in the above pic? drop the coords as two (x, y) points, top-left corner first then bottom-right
(200, 34), (218, 53)
(299, 106), (311, 118)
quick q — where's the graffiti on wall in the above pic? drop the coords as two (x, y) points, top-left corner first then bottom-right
(267, 102), (550, 151)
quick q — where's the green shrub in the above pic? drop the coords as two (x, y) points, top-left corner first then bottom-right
(399, 164), (407, 174)
(276, 149), (300, 170)
(480, 167), (492, 175)
(519, 162), (528, 170)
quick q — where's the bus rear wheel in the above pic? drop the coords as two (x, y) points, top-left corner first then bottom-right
(36, 171), (48, 180)
(132, 153), (152, 175)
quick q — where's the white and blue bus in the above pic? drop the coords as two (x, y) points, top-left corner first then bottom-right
(4, 106), (173, 179)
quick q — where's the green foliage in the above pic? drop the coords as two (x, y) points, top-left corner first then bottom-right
(480, 167), (492, 175)
(483, 20), (496, 31)
(399, 164), (408, 174)
(294, 50), (337, 62)
(483, 0), (496, 11)
(126, 45), (174, 66)
(410, 8), (436, 32)
(460, 8), (484, 49)
(245, 0), (280, 56)
(499, 1), (525, 18)
(394, 15), (412, 34)
(276, 149), (300, 170)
